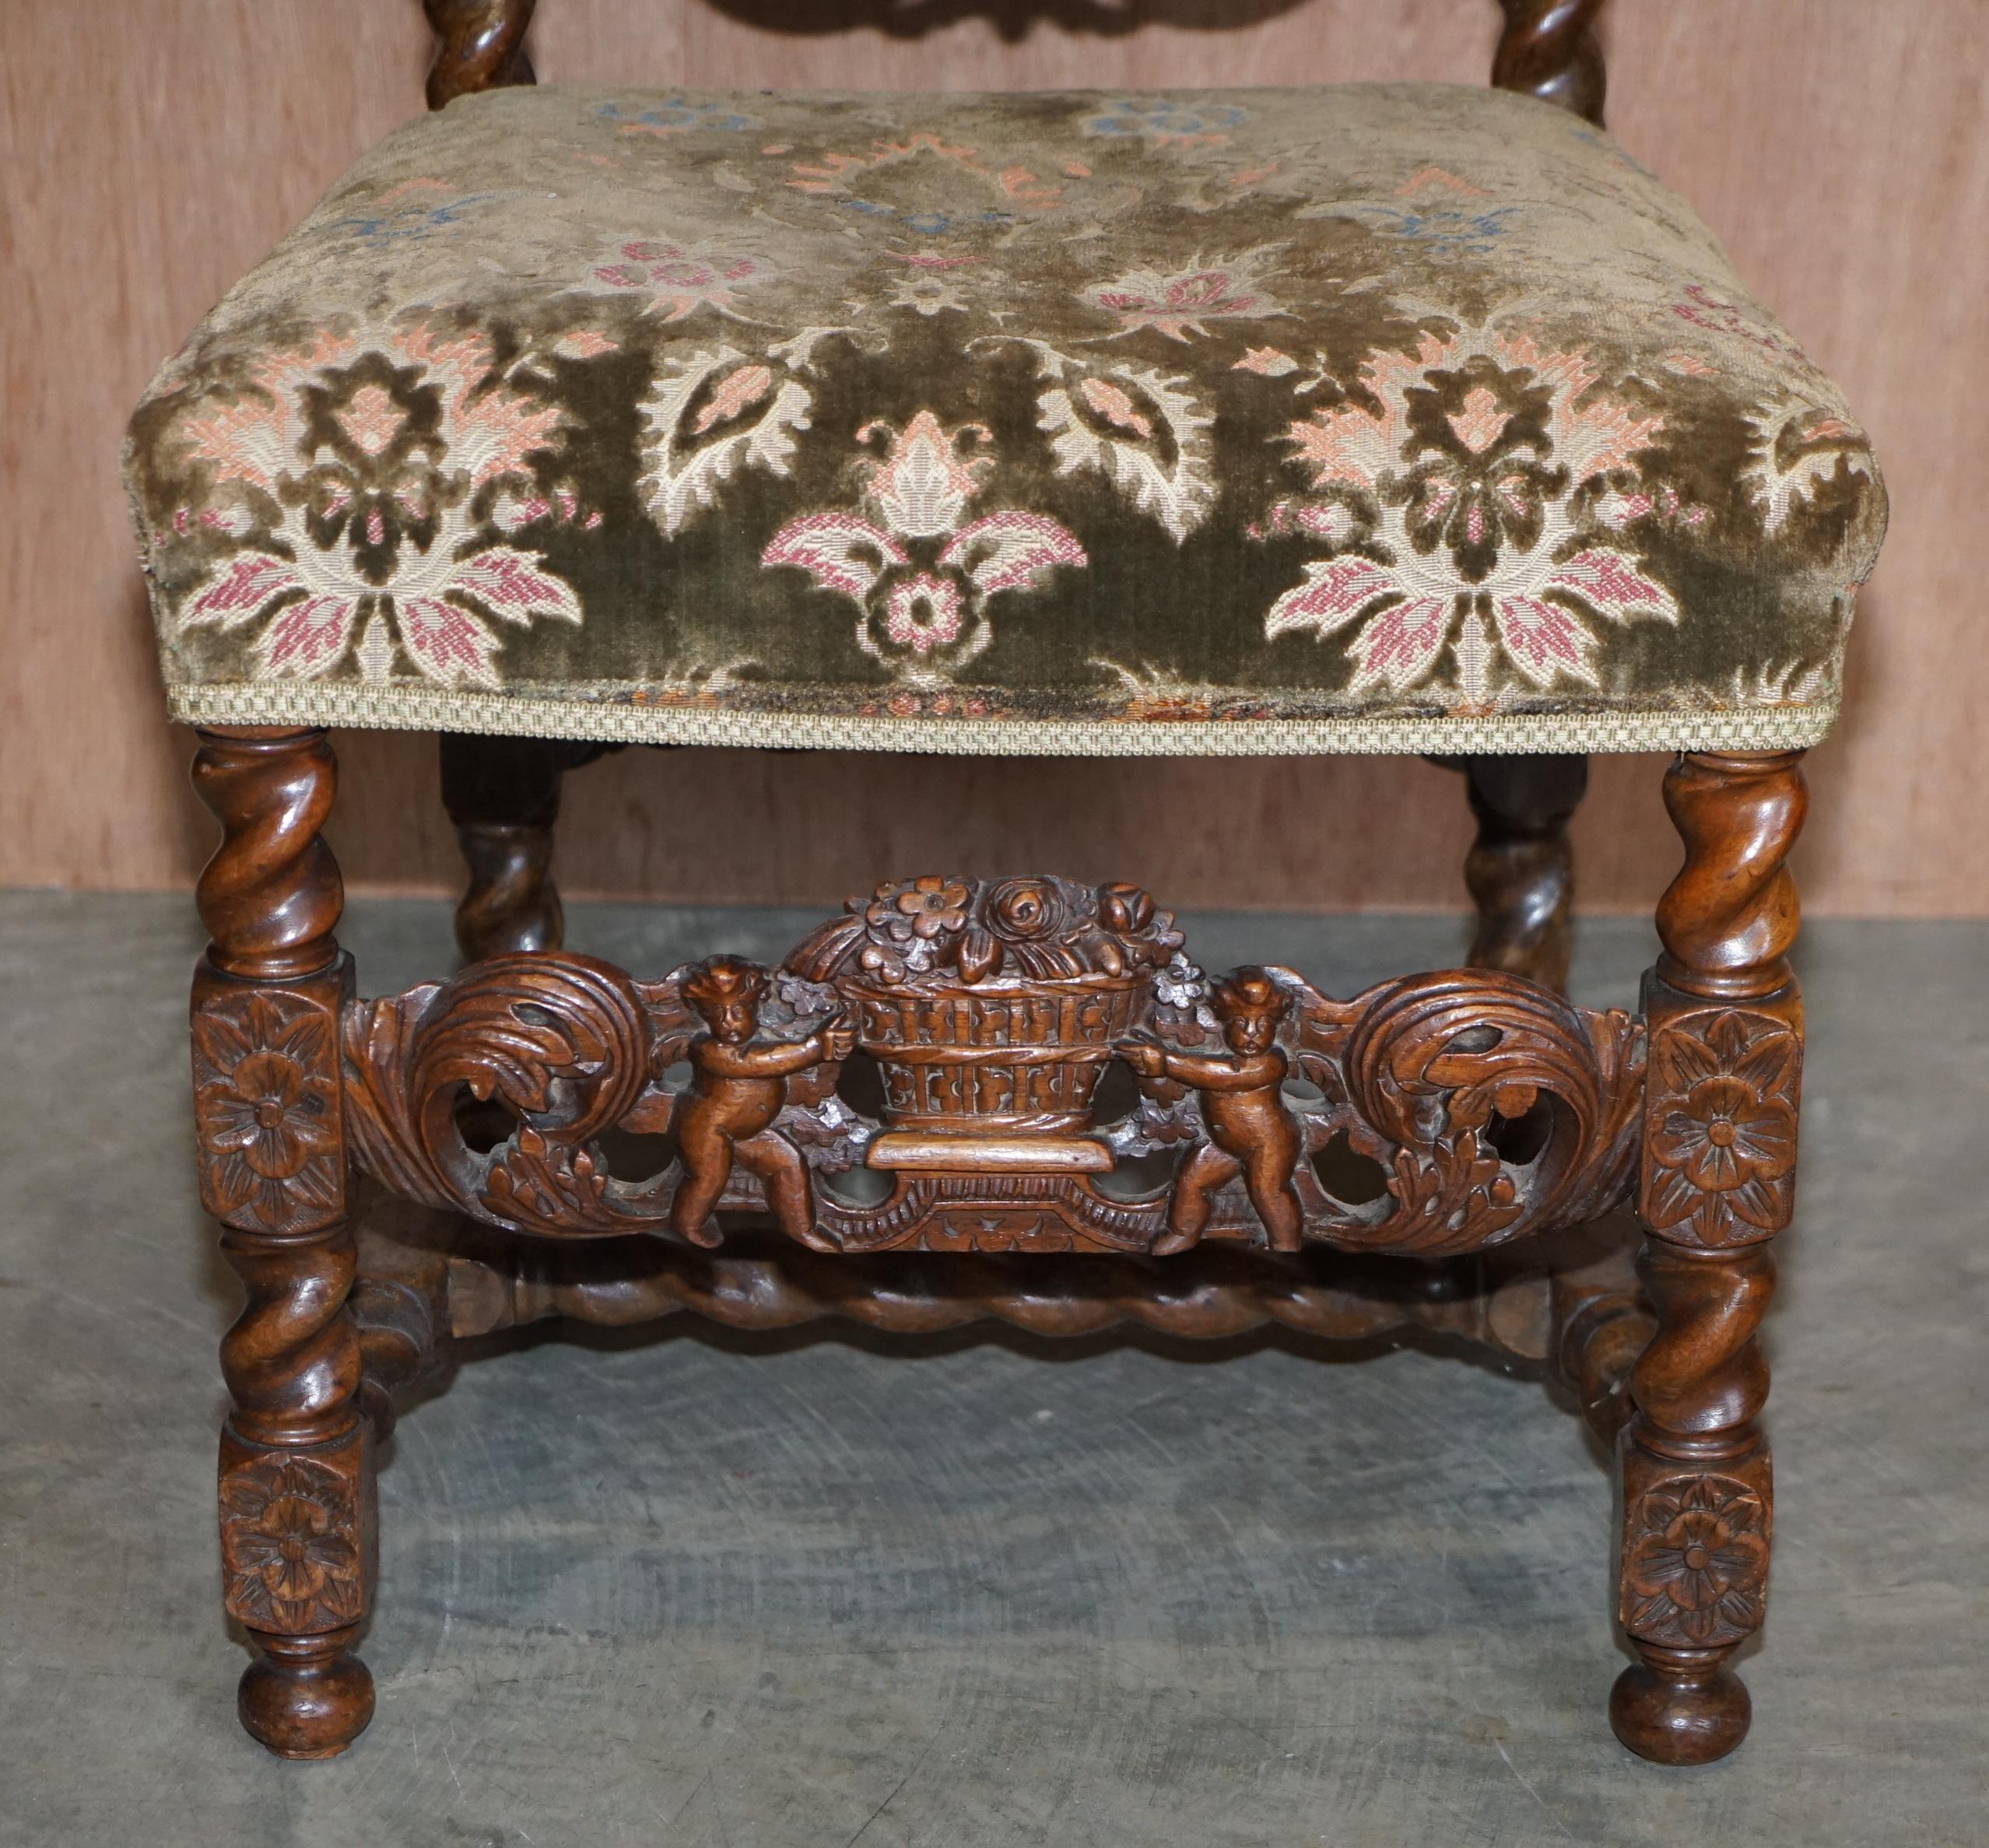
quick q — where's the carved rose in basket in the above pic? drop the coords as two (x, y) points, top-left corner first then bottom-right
(784, 875), (1184, 1135)
(795, 873), (1181, 990)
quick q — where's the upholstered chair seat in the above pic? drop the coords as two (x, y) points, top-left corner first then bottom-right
(125, 82), (1884, 756)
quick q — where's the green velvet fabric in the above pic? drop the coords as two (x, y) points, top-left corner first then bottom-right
(123, 84), (1886, 755)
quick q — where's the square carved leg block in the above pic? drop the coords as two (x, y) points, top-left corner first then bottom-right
(1613, 1433), (1773, 1766)
(182, 720), (1812, 1766)
(219, 1424), (378, 1759)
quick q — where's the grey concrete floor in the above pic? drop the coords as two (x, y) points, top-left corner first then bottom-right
(1, 890), (1984, 1847)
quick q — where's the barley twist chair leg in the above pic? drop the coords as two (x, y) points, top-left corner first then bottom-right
(192, 726), (375, 1759)
(1612, 749), (1805, 1764)
(1493, 0), (1608, 125)
(439, 732), (603, 961)
(1456, 752), (1589, 994)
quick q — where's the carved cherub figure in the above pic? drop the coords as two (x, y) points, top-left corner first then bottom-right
(670, 956), (854, 1251)
(1118, 966), (1304, 1256)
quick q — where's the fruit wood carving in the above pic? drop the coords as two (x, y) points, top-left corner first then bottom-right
(1548, 1213), (1656, 1441)
(1641, 750), (1808, 1249)
(1622, 1469), (1772, 1647)
(1619, 1243), (1776, 1652)
(440, 735), (623, 962)
(1461, 753), (1589, 994)
(1643, 1008), (1801, 1246)
(340, 872), (1644, 1258)
(218, 1444), (374, 1635)
(439, 731), (566, 961)
(788, 876), (1188, 1251)
(192, 725), (341, 983)
(342, 950), (689, 1236)
(430, 1215), (1649, 1440)
(445, 1232), (1570, 1362)
(193, 987), (345, 1236)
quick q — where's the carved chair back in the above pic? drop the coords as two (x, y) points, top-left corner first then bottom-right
(423, 0), (1609, 125)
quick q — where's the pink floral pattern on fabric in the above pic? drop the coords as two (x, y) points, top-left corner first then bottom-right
(1742, 396), (1880, 536)
(171, 327), (583, 688)
(762, 411), (1087, 682)
(638, 338), (824, 535)
(1263, 323), (1679, 700)
(786, 130), (1063, 225)
(577, 237), (773, 321)
(1084, 249), (1289, 342)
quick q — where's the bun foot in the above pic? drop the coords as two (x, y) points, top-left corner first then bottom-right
(1610, 1645), (1751, 1765)
(238, 1625), (375, 1759)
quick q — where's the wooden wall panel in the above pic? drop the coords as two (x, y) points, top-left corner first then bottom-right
(4, 1), (1982, 914)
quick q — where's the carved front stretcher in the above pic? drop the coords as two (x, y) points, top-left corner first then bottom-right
(190, 726), (1807, 1769)
(339, 873), (1647, 1263)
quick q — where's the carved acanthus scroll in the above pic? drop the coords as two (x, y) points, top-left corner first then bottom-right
(338, 871), (1644, 1260)
(1287, 968), (1643, 1254)
(342, 951), (651, 1233)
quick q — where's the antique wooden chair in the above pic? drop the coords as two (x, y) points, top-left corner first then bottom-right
(125, 0), (1886, 1767)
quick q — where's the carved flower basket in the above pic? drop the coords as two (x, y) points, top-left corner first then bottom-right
(783, 873), (1186, 1141)
(846, 970), (1145, 1134)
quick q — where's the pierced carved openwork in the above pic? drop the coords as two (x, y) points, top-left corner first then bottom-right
(340, 873), (1645, 1258)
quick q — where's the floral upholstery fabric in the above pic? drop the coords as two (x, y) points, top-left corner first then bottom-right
(124, 83), (1886, 756)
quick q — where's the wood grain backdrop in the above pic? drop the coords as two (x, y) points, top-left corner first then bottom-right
(5, 1), (1983, 913)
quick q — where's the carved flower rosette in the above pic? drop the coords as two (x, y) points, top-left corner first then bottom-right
(192, 988), (343, 1234)
(1643, 1008), (1800, 1246)
(219, 1452), (366, 1634)
(1622, 1473), (1771, 1650)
